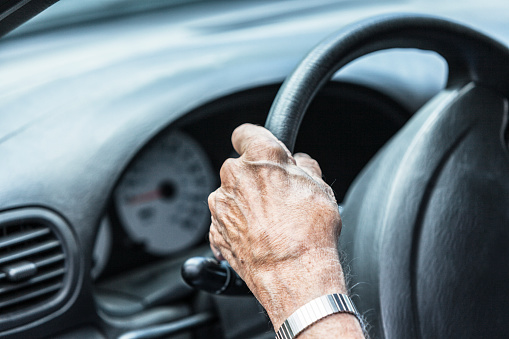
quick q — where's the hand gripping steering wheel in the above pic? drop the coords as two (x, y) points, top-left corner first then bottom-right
(182, 13), (509, 338)
(265, 14), (509, 338)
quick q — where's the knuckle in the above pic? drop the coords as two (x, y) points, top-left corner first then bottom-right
(296, 155), (322, 177)
(294, 152), (311, 159)
(232, 123), (251, 140)
(208, 191), (216, 208)
(209, 224), (223, 242)
(304, 157), (320, 169)
(219, 158), (238, 182)
(308, 158), (319, 167)
(310, 160), (322, 174)
(209, 230), (216, 244)
(262, 138), (284, 153)
(245, 138), (287, 161)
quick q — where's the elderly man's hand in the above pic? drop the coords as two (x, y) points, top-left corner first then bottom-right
(208, 123), (356, 330)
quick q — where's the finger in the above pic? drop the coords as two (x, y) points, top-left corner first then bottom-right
(209, 239), (225, 261)
(208, 191), (217, 218)
(218, 158), (238, 189)
(294, 153), (323, 179)
(209, 191), (229, 240)
(231, 123), (294, 163)
(209, 189), (238, 241)
(275, 139), (295, 164)
(209, 225), (233, 261)
(209, 191), (235, 245)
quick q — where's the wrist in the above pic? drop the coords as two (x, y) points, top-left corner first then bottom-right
(248, 248), (347, 329)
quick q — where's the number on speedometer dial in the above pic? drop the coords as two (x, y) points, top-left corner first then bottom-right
(114, 131), (215, 255)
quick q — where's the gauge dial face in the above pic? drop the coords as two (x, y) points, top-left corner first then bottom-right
(91, 217), (112, 279)
(114, 131), (215, 255)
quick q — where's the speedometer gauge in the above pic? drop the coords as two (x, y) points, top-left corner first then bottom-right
(114, 130), (215, 255)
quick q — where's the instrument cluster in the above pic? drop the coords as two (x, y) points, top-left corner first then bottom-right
(92, 128), (218, 280)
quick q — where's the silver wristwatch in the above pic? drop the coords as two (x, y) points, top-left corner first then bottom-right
(275, 293), (361, 339)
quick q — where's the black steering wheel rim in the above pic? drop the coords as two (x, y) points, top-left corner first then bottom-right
(265, 13), (509, 152)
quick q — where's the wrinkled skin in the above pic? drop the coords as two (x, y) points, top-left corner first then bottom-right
(208, 124), (363, 337)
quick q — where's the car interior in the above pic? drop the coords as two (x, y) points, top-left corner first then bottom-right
(0, 1), (508, 338)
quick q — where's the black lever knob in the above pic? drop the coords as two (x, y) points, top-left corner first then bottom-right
(181, 257), (250, 295)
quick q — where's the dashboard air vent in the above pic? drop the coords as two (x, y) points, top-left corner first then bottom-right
(0, 208), (78, 332)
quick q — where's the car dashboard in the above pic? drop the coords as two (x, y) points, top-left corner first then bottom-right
(1, 0), (508, 338)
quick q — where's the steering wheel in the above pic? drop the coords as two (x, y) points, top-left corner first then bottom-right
(265, 14), (509, 338)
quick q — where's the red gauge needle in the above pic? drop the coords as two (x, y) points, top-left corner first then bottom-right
(126, 189), (162, 205)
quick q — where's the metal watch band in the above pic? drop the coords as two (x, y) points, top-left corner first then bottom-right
(275, 293), (361, 339)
